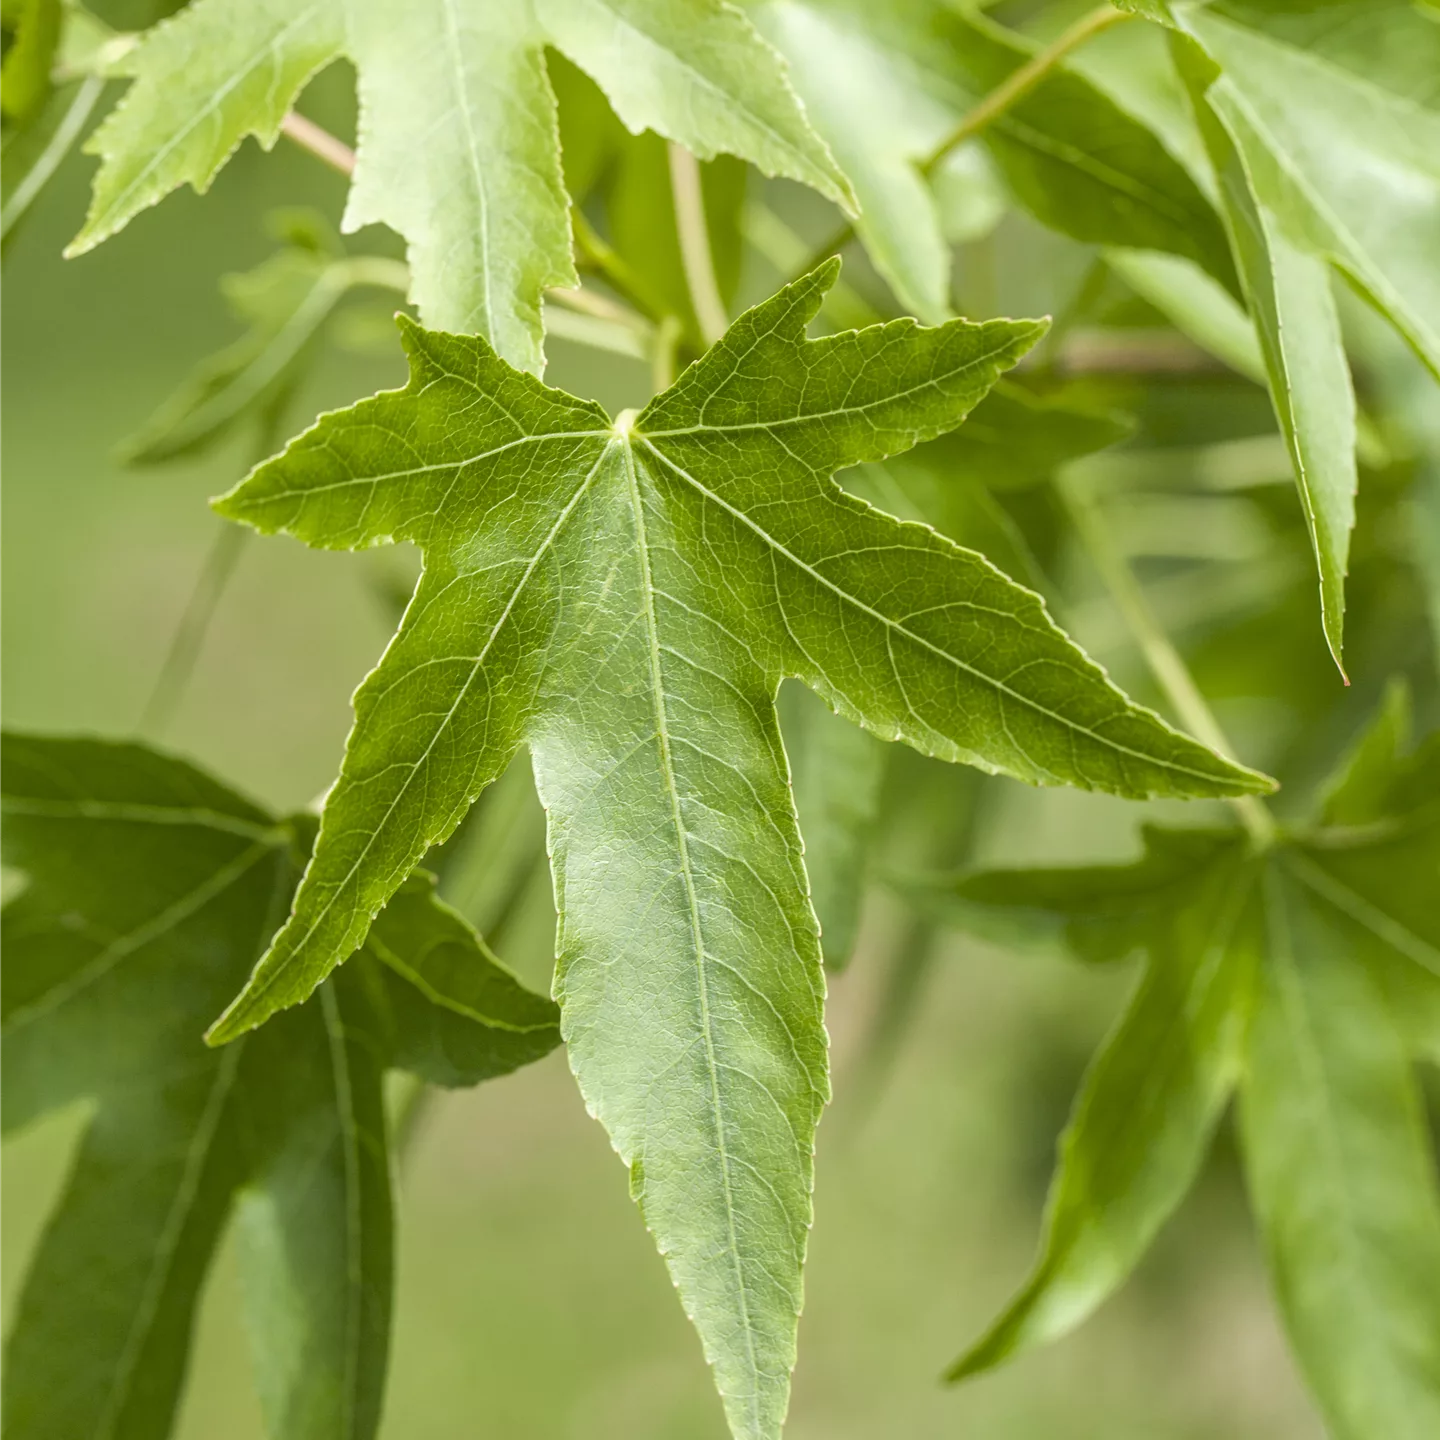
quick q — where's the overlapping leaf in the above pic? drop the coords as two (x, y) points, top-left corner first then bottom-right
(1173, 34), (1356, 671)
(68, 0), (851, 372)
(753, 0), (1235, 321)
(1157, 0), (1440, 664)
(202, 263), (1265, 1439)
(785, 383), (1130, 973)
(1, 734), (559, 1440)
(1178, 0), (1440, 377)
(920, 693), (1440, 1440)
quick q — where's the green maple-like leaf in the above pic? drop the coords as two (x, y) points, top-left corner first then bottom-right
(925, 693), (1440, 1440)
(1156, 0), (1440, 665)
(202, 262), (1265, 1439)
(754, 0), (1235, 322)
(1173, 31), (1356, 673)
(67, 0), (851, 373)
(1, 734), (559, 1440)
(1178, 0), (1440, 379)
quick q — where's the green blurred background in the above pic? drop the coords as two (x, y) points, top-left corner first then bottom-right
(0, 38), (1372, 1440)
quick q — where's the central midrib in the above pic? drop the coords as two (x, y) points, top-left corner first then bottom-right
(618, 438), (764, 1429)
(637, 436), (1233, 789)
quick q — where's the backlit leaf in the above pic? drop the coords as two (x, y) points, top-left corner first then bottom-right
(206, 263), (1264, 1439)
(68, 0), (850, 372)
(1179, 0), (1440, 379)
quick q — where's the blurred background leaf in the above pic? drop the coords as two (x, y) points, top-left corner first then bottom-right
(4, 2), (1439, 1435)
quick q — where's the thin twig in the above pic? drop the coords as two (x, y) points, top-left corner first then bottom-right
(548, 285), (650, 331)
(140, 405), (289, 735)
(280, 110), (356, 176)
(571, 208), (673, 326)
(544, 305), (651, 361)
(2, 74), (106, 241)
(795, 3), (1134, 280)
(666, 142), (727, 346)
(1057, 471), (1278, 846)
(651, 314), (683, 392)
(140, 523), (250, 736)
(278, 112), (663, 341)
(339, 255), (411, 295)
(920, 5), (1133, 178)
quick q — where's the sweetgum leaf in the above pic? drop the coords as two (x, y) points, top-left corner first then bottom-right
(1243, 861), (1440, 1440)
(948, 829), (1259, 1381)
(1178, 0), (1440, 379)
(754, 0), (1236, 321)
(922, 697), (1440, 1435)
(207, 262), (1264, 1439)
(0, 734), (559, 1440)
(67, 0), (851, 372)
(1175, 32), (1357, 671)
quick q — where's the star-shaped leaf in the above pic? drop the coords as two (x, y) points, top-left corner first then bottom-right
(67, 0), (852, 372)
(920, 688), (1440, 1440)
(1, 733), (559, 1440)
(202, 262), (1266, 1438)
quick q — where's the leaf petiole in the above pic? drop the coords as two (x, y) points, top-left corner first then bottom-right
(1056, 468), (1278, 846)
(280, 108), (355, 176)
(667, 141), (727, 346)
(796, 3), (1137, 281)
